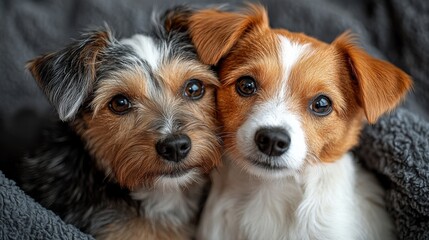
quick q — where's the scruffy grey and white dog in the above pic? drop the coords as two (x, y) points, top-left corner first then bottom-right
(20, 10), (220, 240)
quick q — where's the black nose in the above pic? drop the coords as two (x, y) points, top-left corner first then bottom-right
(156, 134), (192, 162)
(254, 128), (290, 157)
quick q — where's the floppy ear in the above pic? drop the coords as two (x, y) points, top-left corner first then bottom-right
(334, 32), (412, 123)
(27, 29), (114, 121)
(186, 4), (269, 65)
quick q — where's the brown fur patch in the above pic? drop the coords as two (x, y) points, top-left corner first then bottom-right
(26, 54), (55, 85)
(164, 7), (193, 33)
(189, 4), (269, 65)
(158, 58), (219, 93)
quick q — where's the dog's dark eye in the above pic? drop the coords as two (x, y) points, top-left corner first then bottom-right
(109, 94), (132, 114)
(236, 76), (257, 97)
(310, 95), (332, 116)
(183, 79), (205, 100)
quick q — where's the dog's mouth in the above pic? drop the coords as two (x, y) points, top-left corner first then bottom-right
(150, 168), (201, 189)
(161, 169), (191, 178)
(247, 157), (288, 171)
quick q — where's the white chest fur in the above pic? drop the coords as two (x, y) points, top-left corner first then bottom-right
(131, 182), (204, 227)
(197, 153), (393, 240)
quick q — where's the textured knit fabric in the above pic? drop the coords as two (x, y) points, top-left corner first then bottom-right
(0, 172), (93, 239)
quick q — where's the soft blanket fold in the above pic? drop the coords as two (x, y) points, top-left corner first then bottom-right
(355, 109), (429, 240)
(0, 171), (93, 240)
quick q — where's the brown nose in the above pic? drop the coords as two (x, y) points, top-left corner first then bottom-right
(156, 134), (191, 162)
(254, 128), (290, 157)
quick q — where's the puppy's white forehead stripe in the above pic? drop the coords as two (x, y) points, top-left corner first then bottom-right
(121, 34), (161, 70)
(111, 34), (179, 135)
(277, 35), (311, 98)
(121, 34), (162, 95)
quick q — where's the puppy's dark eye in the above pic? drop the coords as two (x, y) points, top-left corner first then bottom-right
(310, 95), (332, 116)
(236, 76), (257, 97)
(183, 79), (205, 100)
(109, 94), (132, 114)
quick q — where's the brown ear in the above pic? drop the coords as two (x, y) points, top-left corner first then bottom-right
(334, 32), (412, 123)
(188, 4), (269, 65)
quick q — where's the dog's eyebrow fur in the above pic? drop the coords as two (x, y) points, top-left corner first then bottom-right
(96, 43), (162, 94)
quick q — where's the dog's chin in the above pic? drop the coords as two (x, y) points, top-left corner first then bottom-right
(235, 155), (297, 179)
(153, 169), (201, 190)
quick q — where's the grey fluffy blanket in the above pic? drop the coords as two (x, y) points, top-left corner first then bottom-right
(0, 0), (428, 239)
(355, 109), (429, 239)
(0, 171), (93, 240)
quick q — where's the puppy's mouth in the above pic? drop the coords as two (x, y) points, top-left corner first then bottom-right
(247, 157), (288, 171)
(161, 169), (191, 178)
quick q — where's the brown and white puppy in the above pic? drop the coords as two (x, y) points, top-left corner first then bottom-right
(170, 4), (411, 240)
(20, 18), (220, 240)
